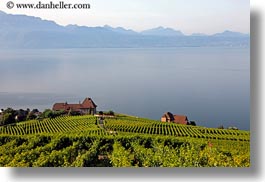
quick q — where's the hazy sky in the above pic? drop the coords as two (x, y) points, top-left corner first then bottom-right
(0, 0), (249, 34)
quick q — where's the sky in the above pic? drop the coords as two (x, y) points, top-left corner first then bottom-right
(0, 0), (249, 35)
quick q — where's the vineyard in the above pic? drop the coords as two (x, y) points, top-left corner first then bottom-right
(0, 115), (107, 136)
(0, 115), (250, 167)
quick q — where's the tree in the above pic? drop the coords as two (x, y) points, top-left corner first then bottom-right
(4, 108), (15, 115)
(1, 108), (16, 125)
(32, 109), (39, 113)
(15, 109), (28, 122)
(68, 110), (81, 116)
(27, 111), (37, 120)
(42, 109), (54, 118)
(108, 110), (115, 116)
(2, 112), (13, 125)
(40, 109), (66, 119)
(27, 108), (40, 120)
(189, 121), (196, 126)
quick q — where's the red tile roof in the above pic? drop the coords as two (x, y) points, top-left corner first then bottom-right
(161, 112), (188, 125)
(52, 97), (97, 111)
(82, 97), (97, 108)
(173, 115), (188, 125)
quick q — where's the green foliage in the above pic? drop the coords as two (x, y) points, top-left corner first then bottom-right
(0, 115), (250, 167)
(108, 110), (115, 116)
(110, 142), (133, 167)
(68, 110), (81, 116)
(1, 113), (13, 125)
(189, 121), (196, 126)
(1, 108), (16, 125)
(0, 108), (33, 125)
(41, 109), (53, 119)
(26, 111), (37, 120)
(0, 135), (250, 167)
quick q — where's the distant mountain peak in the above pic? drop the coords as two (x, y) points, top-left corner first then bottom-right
(103, 25), (138, 35)
(213, 30), (249, 37)
(103, 25), (111, 28)
(141, 26), (184, 36)
(156, 26), (164, 29)
(152, 26), (175, 31)
(0, 11), (250, 48)
(67, 24), (78, 27)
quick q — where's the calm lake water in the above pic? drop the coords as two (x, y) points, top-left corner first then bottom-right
(0, 48), (250, 130)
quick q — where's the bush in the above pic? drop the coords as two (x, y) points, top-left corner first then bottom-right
(108, 110), (115, 116)
(189, 121), (196, 126)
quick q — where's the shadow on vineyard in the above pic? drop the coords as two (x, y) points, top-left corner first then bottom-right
(0, 115), (250, 167)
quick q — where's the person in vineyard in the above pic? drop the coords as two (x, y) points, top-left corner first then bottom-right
(99, 116), (105, 129)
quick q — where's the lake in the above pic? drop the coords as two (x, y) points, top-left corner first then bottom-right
(0, 47), (250, 130)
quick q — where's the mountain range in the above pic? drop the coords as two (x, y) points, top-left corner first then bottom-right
(0, 10), (250, 48)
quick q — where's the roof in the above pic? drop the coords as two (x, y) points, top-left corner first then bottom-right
(161, 112), (188, 125)
(52, 97), (97, 111)
(161, 112), (174, 121)
(173, 115), (188, 125)
(82, 97), (97, 108)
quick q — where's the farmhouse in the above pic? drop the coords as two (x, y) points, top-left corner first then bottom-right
(161, 112), (189, 125)
(52, 97), (97, 115)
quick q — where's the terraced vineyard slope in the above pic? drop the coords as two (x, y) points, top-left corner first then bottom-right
(0, 115), (250, 167)
(0, 115), (250, 141)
